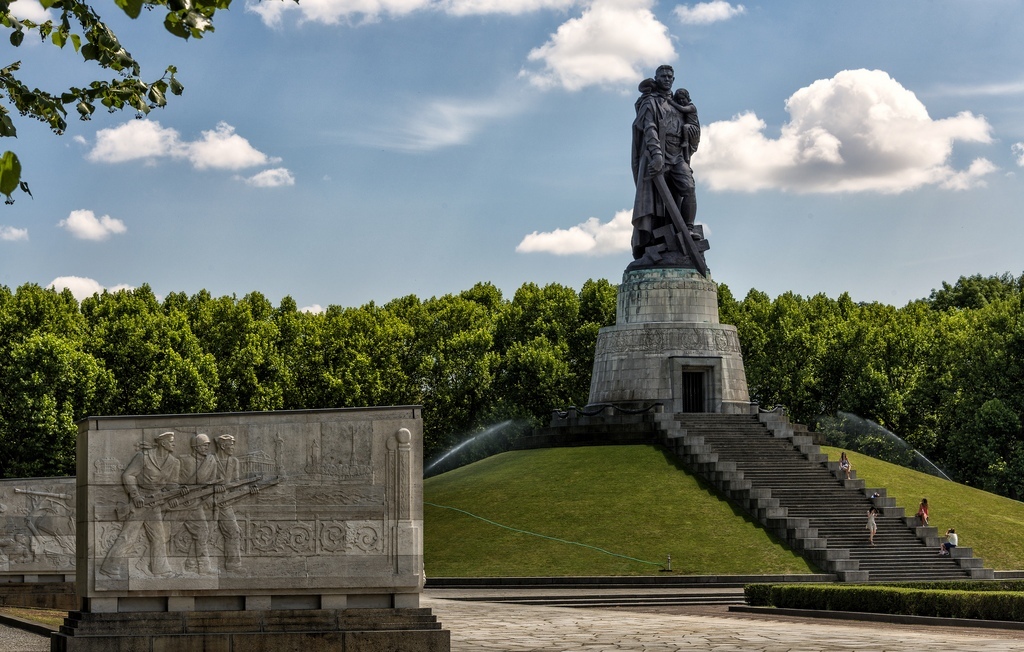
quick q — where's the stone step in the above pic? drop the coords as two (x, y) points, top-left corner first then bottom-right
(659, 411), (991, 584)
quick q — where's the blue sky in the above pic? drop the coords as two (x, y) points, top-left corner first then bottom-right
(2, 0), (1023, 311)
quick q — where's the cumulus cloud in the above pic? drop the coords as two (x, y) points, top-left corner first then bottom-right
(242, 168), (296, 187)
(87, 120), (184, 164)
(674, 1), (744, 24)
(1, 225), (29, 241)
(521, 0), (675, 91)
(300, 304), (326, 314)
(187, 123), (280, 170)
(87, 120), (281, 173)
(699, 69), (995, 194)
(1012, 143), (1024, 167)
(517, 208), (632, 255)
(8, 0), (50, 22)
(58, 209), (127, 241)
(49, 276), (134, 302)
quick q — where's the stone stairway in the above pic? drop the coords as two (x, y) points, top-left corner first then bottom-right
(659, 410), (994, 583)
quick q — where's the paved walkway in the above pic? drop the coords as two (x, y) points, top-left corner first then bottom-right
(8, 595), (1024, 651)
(423, 594), (1024, 651)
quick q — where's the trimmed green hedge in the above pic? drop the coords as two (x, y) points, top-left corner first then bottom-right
(744, 583), (1024, 622)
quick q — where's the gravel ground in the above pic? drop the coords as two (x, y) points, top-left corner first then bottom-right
(0, 622), (48, 652)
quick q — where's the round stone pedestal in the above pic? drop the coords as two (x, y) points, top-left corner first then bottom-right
(588, 268), (750, 414)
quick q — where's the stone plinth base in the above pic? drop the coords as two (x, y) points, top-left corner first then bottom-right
(589, 267), (750, 413)
(51, 608), (450, 651)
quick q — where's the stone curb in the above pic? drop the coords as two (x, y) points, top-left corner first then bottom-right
(426, 574), (836, 588)
(0, 610), (59, 637)
(730, 605), (1024, 631)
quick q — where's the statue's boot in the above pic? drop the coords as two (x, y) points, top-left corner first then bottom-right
(680, 195), (699, 239)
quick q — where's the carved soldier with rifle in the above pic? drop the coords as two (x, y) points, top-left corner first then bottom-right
(100, 431), (182, 579)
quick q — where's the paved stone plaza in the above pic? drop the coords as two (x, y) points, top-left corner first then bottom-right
(8, 593), (1024, 651)
(422, 594), (1024, 651)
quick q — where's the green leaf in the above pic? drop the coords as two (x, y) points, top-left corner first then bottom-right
(163, 15), (190, 39)
(51, 30), (67, 47)
(115, 0), (144, 19)
(0, 151), (22, 198)
(70, 33), (81, 52)
(147, 85), (166, 107)
(10, 29), (24, 47)
(0, 114), (15, 137)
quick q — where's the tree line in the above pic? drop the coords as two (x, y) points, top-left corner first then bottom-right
(1, 273), (1022, 499)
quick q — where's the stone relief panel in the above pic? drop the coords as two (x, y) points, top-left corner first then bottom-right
(0, 478), (77, 574)
(80, 408), (423, 598)
(594, 325), (742, 356)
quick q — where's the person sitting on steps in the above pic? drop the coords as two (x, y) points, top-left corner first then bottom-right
(916, 498), (929, 526)
(839, 451), (852, 480)
(939, 528), (958, 555)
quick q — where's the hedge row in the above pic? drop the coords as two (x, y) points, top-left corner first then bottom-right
(744, 583), (1024, 622)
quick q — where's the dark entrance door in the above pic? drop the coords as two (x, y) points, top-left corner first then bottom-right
(680, 371), (705, 413)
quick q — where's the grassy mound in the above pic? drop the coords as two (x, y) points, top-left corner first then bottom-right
(822, 446), (1024, 570)
(423, 445), (815, 577)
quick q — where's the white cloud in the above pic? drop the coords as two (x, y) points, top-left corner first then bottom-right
(521, 0), (675, 91)
(1, 225), (29, 241)
(300, 304), (326, 314)
(49, 276), (134, 302)
(8, 0), (50, 22)
(516, 208), (632, 255)
(242, 168), (296, 187)
(674, 1), (744, 25)
(87, 120), (184, 164)
(1012, 143), (1024, 167)
(58, 209), (127, 241)
(245, 0), (430, 25)
(187, 122), (280, 170)
(699, 69), (995, 194)
(87, 120), (280, 172)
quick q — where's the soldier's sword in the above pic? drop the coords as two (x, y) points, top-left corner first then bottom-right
(651, 172), (708, 277)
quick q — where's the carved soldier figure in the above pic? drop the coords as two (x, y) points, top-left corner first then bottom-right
(214, 434), (244, 572)
(100, 431), (181, 579)
(630, 64), (704, 269)
(178, 433), (218, 574)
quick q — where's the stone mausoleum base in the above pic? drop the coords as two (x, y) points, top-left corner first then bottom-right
(51, 607), (449, 651)
(589, 267), (750, 413)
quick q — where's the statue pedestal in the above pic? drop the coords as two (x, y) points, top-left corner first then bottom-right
(589, 268), (750, 413)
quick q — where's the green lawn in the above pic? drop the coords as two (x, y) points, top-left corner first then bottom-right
(822, 446), (1024, 570)
(424, 445), (815, 577)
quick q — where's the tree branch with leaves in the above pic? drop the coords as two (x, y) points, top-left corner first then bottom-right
(0, 0), (234, 202)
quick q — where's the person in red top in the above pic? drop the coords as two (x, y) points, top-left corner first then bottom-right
(916, 498), (929, 526)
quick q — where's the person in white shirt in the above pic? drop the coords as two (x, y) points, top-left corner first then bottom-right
(939, 528), (958, 555)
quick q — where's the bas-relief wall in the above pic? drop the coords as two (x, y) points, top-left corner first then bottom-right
(77, 407), (424, 602)
(0, 477), (76, 576)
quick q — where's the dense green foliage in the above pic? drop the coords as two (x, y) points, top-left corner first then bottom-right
(722, 272), (1024, 498)
(1, 271), (1022, 498)
(0, 279), (616, 477)
(424, 445), (815, 576)
(745, 583), (1024, 621)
